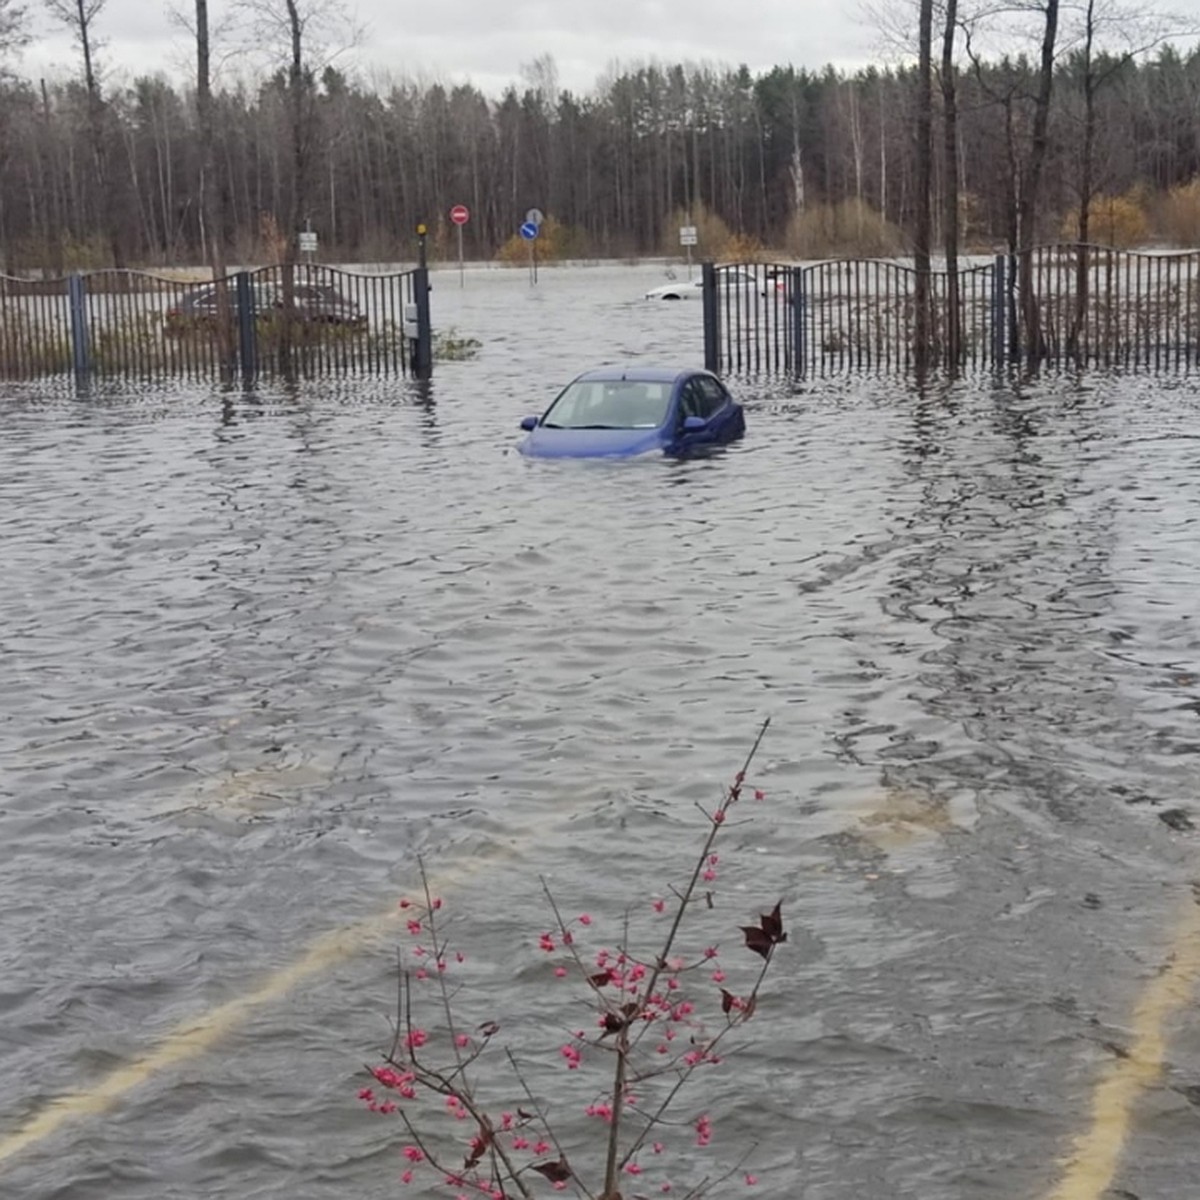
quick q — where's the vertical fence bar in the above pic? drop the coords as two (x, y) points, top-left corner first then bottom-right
(992, 255), (1006, 369)
(791, 268), (805, 377)
(68, 273), (90, 382)
(236, 271), (256, 383)
(701, 262), (719, 373)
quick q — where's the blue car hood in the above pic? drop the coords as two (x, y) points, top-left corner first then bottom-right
(519, 426), (665, 459)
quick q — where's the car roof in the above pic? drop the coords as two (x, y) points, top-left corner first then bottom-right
(571, 365), (707, 385)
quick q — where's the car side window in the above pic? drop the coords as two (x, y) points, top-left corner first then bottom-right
(697, 377), (727, 417)
(679, 380), (707, 423)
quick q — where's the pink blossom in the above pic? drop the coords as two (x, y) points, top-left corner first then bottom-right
(712, 970), (726, 983)
(358, 1088), (374, 1102)
(703, 869), (717, 882)
(534, 1141), (551, 1155)
(456, 950), (466, 963)
(406, 919), (422, 935)
(652, 1142), (664, 1154)
(455, 1033), (471, 1048)
(554, 966), (568, 978)
(713, 810), (726, 824)
(579, 913), (592, 925)
(398, 898), (412, 909)
(432, 897), (443, 909)
(703, 946), (719, 959)
(745, 1174), (758, 1186)
(500, 1112), (514, 1131)
(661, 1184), (672, 1194)
(708, 853), (719, 865)
(562, 931), (574, 946)
(512, 1136), (530, 1150)
(403, 1029), (428, 1049)
(539, 933), (555, 952)
(403, 1147), (424, 1163)
(753, 789), (766, 801)
(401, 1169), (413, 1184)
(415, 967), (428, 981)
(652, 898), (666, 913)
(626, 1163), (643, 1176)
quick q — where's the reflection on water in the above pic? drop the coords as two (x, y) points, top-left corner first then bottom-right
(2, 265), (1200, 1199)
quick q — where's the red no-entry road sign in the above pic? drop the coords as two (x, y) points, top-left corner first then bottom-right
(450, 204), (470, 226)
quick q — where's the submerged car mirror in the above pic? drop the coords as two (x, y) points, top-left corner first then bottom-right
(520, 415), (539, 431)
(682, 415), (706, 432)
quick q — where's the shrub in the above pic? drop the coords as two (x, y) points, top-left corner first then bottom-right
(360, 722), (781, 1200)
(660, 203), (731, 260)
(1060, 192), (1149, 248)
(785, 199), (903, 259)
(1158, 179), (1200, 248)
(495, 216), (590, 265)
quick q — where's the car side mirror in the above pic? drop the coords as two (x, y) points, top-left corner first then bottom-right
(682, 415), (706, 432)
(520, 415), (539, 431)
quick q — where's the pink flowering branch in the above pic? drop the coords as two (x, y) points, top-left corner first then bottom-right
(362, 719), (779, 1200)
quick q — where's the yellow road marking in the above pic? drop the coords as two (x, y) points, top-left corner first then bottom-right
(0, 844), (518, 1168)
(1046, 889), (1200, 1200)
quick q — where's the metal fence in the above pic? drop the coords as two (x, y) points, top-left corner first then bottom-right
(0, 263), (432, 383)
(702, 245), (1200, 376)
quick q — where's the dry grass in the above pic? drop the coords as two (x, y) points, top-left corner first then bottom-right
(785, 199), (903, 259)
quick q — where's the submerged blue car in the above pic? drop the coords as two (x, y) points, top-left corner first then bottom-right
(518, 366), (746, 459)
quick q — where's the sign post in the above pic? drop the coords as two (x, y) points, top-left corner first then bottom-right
(450, 204), (470, 287)
(679, 224), (698, 279)
(521, 208), (544, 286)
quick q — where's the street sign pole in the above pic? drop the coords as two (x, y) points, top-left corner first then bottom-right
(449, 204), (471, 288)
(520, 214), (542, 287)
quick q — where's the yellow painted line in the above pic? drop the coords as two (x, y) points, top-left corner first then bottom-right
(0, 842), (522, 1169)
(1046, 889), (1200, 1200)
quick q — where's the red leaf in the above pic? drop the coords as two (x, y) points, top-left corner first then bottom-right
(741, 925), (773, 960)
(590, 972), (612, 987)
(478, 1021), (501, 1038)
(720, 988), (736, 1014)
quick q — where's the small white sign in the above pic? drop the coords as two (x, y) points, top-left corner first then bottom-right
(525, 208), (545, 227)
(298, 231), (318, 252)
(679, 225), (698, 246)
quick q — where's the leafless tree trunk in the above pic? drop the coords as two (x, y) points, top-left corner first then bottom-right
(941, 0), (961, 366)
(1017, 0), (1060, 363)
(914, 0), (934, 371)
(44, 0), (124, 265)
(196, 0), (233, 367)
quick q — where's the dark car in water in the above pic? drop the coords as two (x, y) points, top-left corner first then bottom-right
(164, 282), (366, 335)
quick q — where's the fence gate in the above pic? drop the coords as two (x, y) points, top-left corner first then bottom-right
(702, 258), (1005, 377)
(0, 263), (432, 384)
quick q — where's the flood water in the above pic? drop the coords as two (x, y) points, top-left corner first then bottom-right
(2, 263), (1200, 1200)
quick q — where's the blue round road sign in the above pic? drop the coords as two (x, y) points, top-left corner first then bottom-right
(520, 221), (539, 240)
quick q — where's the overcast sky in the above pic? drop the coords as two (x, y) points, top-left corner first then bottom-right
(15, 0), (882, 96)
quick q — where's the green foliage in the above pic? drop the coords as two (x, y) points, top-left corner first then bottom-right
(432, 328), (481, 361)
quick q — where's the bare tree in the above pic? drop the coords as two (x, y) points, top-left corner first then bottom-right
(914, 0), (934, 369)
(0, 0), (29, 61)
(43, 0), (127, 265)
(941, 0), (962, 364)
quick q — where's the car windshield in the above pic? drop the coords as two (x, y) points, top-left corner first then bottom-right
(542, 379), (672, 430)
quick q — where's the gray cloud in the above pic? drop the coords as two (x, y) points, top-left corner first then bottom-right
(19, 0), (875, 93)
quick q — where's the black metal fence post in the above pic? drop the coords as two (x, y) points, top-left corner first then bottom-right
(701, 262), (719, 373)
(411, 224), (433, 379)
(991, 255), (1006, 369)
(791, 267), (806, 376)
(68, 273), (90, 382)
(235, 271), (256, 383)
